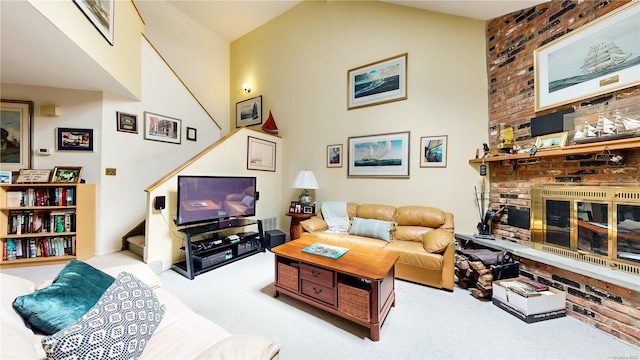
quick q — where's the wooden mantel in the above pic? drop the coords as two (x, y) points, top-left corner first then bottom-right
(469, 137), (640, 164)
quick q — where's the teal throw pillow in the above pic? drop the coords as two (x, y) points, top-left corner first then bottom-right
(348, 217), (396, 242)
(12, 260), (115, 335)
(42, 272), (165, 360)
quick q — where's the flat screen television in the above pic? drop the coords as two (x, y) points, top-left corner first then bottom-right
(175, 175), (257, 227)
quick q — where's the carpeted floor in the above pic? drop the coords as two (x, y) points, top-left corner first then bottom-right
(4, 250), (639, 359)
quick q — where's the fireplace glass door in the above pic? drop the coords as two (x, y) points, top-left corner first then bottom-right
(577, 202), (609, 256)
(617, 204), (640, 263)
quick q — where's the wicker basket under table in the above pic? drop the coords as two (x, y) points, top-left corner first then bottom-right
(277, 262), (299, 292)
(338, 281), (371, 322)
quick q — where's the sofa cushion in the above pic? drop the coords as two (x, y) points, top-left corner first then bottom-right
(1, 274), (40, 360)
(41, 272), (165, 360)
(423, 229), (453, 253)
(194, 334), (281, 360)
(356, 204), (396, 222)
(301, 217), (328, 232)
(395, 206), (446, 228)
(241, 195), (255, 207)
(394, 226), (430, 242)
(384, 241), (444, 270)
(13, 260), (115, 335)
(349, 217), (396, 242)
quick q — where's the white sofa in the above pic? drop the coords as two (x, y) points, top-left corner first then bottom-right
(0, 262), (280, 360)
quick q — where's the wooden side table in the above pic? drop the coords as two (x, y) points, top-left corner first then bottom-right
(285, 212), (315, 240)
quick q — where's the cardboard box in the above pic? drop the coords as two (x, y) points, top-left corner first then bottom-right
(492, 277), (566, 315)
(492, 297), (566, 323)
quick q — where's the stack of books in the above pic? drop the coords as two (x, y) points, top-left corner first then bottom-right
(499, 278), (548, 298)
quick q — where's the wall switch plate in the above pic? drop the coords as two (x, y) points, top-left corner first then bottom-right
(105, 168), (117, 176)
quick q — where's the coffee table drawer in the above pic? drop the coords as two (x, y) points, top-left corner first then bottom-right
(300, 263), (334, 287)
(301, 280), (336, 305)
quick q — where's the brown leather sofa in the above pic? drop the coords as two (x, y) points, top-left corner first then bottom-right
(300, 203), (455, 291)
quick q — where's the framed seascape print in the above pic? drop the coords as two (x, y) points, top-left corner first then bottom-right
(327, 144), (343, 168)
(347, 53), (407, 110)
(535, 132), (568, 150)
(236, 96), (263, 128)
(51, 167), (83, 184)
(0, 100), (33, 172)
(73, 0), (114, 45)
(347, 131), (410, 178)
(116, 111), (138, 133)
(247, 136), (276, 172)
(534, 3), (640, 111)
(420, 135), (448, 168)
(57, 128), (94, 151)
(186, 127), (197, 141)
(144, 112), (181, 144)
(16, 169), (51, 184)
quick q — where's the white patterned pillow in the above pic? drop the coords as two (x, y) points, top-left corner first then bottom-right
(41, 272), (165, 360)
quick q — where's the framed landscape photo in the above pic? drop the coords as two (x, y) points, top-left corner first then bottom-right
(534, 3), (640, 111)
(144, 112), (181, 144)
(51, 166), (83, 184)
(247, 136), (276, 172)
(116, 111), (138, 133)
(73, 0), (114, 45)
(0, 170), (11, 184)
(420, 135), (447, 168)
(347, 131), (410, 178)
(1, 100), (33, 172)
(327, 144), (343, 168)
(535, 132), (568, 150)
(347, 53), (407, 110)
(236, 96), (263, 128)
(57, 128), (94, 151)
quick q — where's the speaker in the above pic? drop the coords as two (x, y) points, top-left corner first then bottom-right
(530, 108), (574, 137)
(154, 196), (165, 210)
(264, 230), (286, 250)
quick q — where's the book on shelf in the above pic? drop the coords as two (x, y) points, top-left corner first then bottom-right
(302, 242), (349, 259)
(2, 236), (76, 261)
(6, 191), (23, 207)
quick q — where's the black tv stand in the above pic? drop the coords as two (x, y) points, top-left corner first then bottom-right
(172, 218), (264, 279)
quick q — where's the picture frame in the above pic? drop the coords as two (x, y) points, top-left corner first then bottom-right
(144, 111), (181, 144)
(420, 135), (448, 168)
(347, 53), (407, 110)
(51, 166), (83, 184)
(247, 136), (276, 172)
(289, 201), (298, 214)
(303, 206), (314, 214)
(16, 169), (51, 184)
(73, 0), (114, 45)
(1, 100), (33, 172)
(534, 3), (640, 111)
(347, 131), (410, 178)
(327, 144), (343, 168)
(116, 111), (138, 134)
(236, 96), (263, 128)
(186, 127), (197, 141)
(57, 128), (94, 151)
(535, 132), (568, 150)
(0, 170), (12, 184)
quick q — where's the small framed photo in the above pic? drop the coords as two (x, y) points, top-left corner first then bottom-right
(186, 127), (197, 141)
(16, 169), (52, 184)
(420, 135), (448, 168)
(144, 111), (182, 144)
(289, 201), (299, 214)
(327, 144), (343, 168)
(0, 170), (12, 184)
(116, 112), (138, 133)
(236, 95), (263, 128)
(295, 203), (302, 214)
(535, 132), (568, 150)
(51, 167), (83, 184)
(57, 128), (94, 151)
(303, 206), (313, 214)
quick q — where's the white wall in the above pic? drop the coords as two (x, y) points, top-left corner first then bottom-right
(231, 1), (489, 234)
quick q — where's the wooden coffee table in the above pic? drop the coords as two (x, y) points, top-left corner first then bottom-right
(272, 237), (399, 341)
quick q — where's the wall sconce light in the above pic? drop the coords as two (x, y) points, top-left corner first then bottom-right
(242, 83), (251, 94)
(39, 105), (60, 117)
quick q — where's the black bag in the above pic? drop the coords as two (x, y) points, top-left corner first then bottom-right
(456, 249), (501, 266)
(492, 251), (520, 280)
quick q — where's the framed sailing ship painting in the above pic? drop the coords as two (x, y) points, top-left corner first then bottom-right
(534, 3), (640, 111)
(347, 53), (407, 110)
(420, 135), (447, 168)
(247, 136), (276, 172)
(236, 96), (263, 128)
(347, 131), (409, 178)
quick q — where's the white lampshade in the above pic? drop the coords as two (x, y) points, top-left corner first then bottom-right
(291, 170), (319, 190)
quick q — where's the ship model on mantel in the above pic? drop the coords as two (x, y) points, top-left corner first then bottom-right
(574, 111), (640, 144)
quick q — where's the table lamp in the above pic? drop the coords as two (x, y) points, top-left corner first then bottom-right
(291, 170), (319, 206)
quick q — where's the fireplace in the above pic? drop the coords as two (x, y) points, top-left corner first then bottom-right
(530, 186), (640, 276)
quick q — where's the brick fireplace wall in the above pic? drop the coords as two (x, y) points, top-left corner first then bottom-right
(484, 0), (640, 346)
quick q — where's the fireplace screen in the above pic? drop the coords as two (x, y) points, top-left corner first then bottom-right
(532, 186), (640, 274)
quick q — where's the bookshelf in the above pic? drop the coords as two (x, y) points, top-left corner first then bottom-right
(0, 183), (95, 268)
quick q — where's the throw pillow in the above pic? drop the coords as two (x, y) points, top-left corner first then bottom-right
(42, 272), (165, 360)
(348, 217), (396, 242)
(13, 260), (115, 335)
(241, 195), (255, 208)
